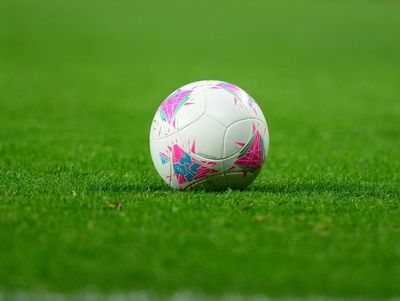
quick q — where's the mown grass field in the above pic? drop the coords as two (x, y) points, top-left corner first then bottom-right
(0, 0), (399, 299)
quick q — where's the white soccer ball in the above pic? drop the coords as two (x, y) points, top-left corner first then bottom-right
(149, 80), (269, 190)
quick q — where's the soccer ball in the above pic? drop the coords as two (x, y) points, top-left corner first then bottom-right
(150, 80), (269, 190)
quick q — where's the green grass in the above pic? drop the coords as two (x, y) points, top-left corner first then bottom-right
(1, 0), (400, 298)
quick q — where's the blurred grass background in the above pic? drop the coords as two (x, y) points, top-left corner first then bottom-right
(0, 0), (399, 298)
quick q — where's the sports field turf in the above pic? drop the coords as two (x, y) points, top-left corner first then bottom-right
(1, 0), (399, 299)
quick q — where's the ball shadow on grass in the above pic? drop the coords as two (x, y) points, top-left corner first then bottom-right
(86, 178), (398, 199)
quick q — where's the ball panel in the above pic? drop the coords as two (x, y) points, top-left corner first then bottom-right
(223, 119), (269, 174)
(158, 88), (193, 130)
(205, 88), (250, 127)
(223, 118), (255, 158)
(150, 108), (177, 140)
(149, 134), (174, 186)
(208, 81), (263, 117)
(178, 80), (213, 92)
(247, 99), (267, 121)
(210, 81), (252, 105)
(178, 115), (226, 160)
(176, 92), (207, 130)
(168, 141), (223, 190)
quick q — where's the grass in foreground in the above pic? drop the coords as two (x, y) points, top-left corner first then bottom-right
(0, 0), (400, 298)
